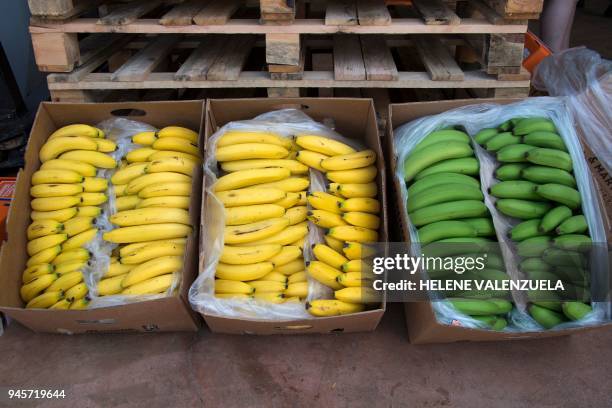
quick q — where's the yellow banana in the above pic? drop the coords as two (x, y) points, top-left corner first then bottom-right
(95, 138), (117, 153)
(31, 196), (81, 212)
(224, 218), (290, 245)
(40, 159), (97, 177)
(59, 217), (94, 237)
(98, 274), (128, 295)
(325, 235), (344, 253)
(148, 150), (200, 164)
(111, 162), (148, 185)
(62, 228), (98, 250)
(307, 210), (347, 228)
(340, 198), (380, 214)
(136, 196), (189, 210)
(116, 195), (142, 211)
(335, 287), (380, 304)
(288, 271), (307, 284)
(285, 282), (308, 298)
(284, 206), (308, 225)
(342, 259), (367, 273)
(146, 157), (196, 177)
(321, 149), (376, 171)
(49, 298), (72, 310)
(334, 182), (378, 198)
(221, 159), (307, 175)
(342, 212), (380, 229)
(153, 137), (200, 157)
(126, 147), (157, 163)
(77, 192), (107, 206)
(32, 169), (83, 185)
(258, 271), (289, 284)
(295, 150), (328, 172)
(122, 256), (183, 288)
(49, 124), (100, 139)
(26, 291), (64, 309)
(297, 191), (307, 206)
(327, 166), (377, 184)
(224, 204), (285, 225)
(132, 131), (157, 145)
(214, 168), (290, 192)
(292, 237), (306, 250)
(77, 206), (102, 217)
(268, 245), (302, 267)
(217, 131), (291, 149)
(22, 264), (54, 283)
(312, 244), (348, 269)
(30, 183), (83, 198)
(46, 271), (83, 292)
(220, 244), (282, 265)
(215, 293), (253, 300)
(343, 242), (374, 260)
(306, 299), (365, 316)
(114, 184), (128, 197)
(69, 298), (90, 309)
(20, 273), (59, 302)
(81, 177), (108, 192)
(215, 262), (273, 281)
(216, 143), (287, 162)
(39, 136), (98, 162)
(126, 172), (191, 195)
(243, 223), (308, 246)
(215, 279), (254, 295)
(272, 192), (300, 209)
(27, 220), (64, 240)
(103, 223), (191, 244)
(308, 192), (344, 213)
(27, 233), (68, 256)
(119, 238), (186, 257)
(104, 262), (135, 278)
(140, 182), (193, 199)
(249, 280), (287, 293)
(215, 188), (285, 208)
(30, 207), (77, 223)
(65, 282), (88, 301)
(253, 292), (285, 303)
(306, 261), (343, 290)
(110, 208), (190, 227)
(54, 260), (87, 275)
(157, 126), (198, 144)
(295, 135), (355, 156)
(26, 246), (61, 267)
(120, 242), (185, 265)
(272, 258), (305, 276)
(52, 248), (90, 265)
(337, 272), (375, 287)
(251, 177), (309, 193)
(328, 226), (378, 243)
(60, 150), (116, 169)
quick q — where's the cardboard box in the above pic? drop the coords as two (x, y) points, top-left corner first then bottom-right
(201, 98), (388, 334)
(388, 98), (612, 344)
(0, 101), (204, 334)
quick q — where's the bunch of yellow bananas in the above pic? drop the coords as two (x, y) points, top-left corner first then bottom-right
(294, 135), (382, 316)
(97, 126), (198, 297)
(211, 131), (309, 303)
(22, 124), (116, 310)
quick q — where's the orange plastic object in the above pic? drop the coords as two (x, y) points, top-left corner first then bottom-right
(0, 177), (16, 243)
(523, 31), (552, 74)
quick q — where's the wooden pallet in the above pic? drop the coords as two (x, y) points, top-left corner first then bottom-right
(45, 33), (530, 102)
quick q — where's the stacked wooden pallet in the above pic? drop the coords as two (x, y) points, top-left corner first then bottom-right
(27, 0), (543, 102)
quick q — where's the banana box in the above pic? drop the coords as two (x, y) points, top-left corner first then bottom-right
(200, 98), (388, 334)
(0, 101), (204, 333)
(388, 98), (612, 344)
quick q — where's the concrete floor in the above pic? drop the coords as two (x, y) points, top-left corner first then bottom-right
(0, 304), (611, 407)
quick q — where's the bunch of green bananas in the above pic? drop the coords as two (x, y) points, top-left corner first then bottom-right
(478, 117), (593, 328)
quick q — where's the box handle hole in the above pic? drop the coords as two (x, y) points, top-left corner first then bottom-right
(110, 109), (146, 117)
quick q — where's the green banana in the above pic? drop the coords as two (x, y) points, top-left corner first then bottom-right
(453, 289), (510, 299)
(535, 184), (581, 209)
(475, 269), (510, 283)
(562, 301), (592, 321)
(496, 199), (551, 219)
(529, 304), (566, 329)
(498, 120), (513, 132)
(412, 130), (470, 153)
(461, 218), (495, 237)
(509, 219), (543, 241)
(526, 148), (573, 171)
(472, 315), (507, 330)
(521, 166), (576, 187)
(404, 141), (474, 181)
(556, 215), (588, 235)
(485, 132), (521, 151)
(539, 206), (572, 233)
(413, 158), (480, 180)
(483, 253), (505, 270)
(517, 236), (551, 257)
(409, 200), (488, 227)
(474, 128), (498, 145)
(554, 266), (588, 283)
(423, 237), (491, 258)
(417, 220), (477, 245)
(489, 180), (541, 200)
(520, 257), (552, 272)
(533, 301), (563, 312)
(559, 284), (591, 303)
(496, 144), (536, 163)
(542, 248), (586, 267)
(495, 164), (528, 181)
(523, 131), (567, 151)
(553, 234), (592, 252)
(487, 298), (513, 314)
(448, 298), (504, 316)
(526, 270), (562, 282)
(407, 172), (480, 197)
(408, 183), (483, 212)
(513, 118), (557, 135)
(529, 289), (562, 305)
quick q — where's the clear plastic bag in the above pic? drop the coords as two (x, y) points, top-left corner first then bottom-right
(392, 97), (610, 331)
(189, 109), (364, 320)
(533, 47), (612, 174)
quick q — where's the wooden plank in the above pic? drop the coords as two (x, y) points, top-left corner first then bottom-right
(265, 33), (300, 65)
(326, 0), (358, 26)
(360, 35), (397, 80)
(468, 0), (506, 24)
(270, 45), (306, 80)
(413, 35), (464, 81)
(98, 0), (162, 25)
(28, 0), (100, 19)
(31, 32), (79, 72)
(333, 35), (366, 80)
(357, 0), (391, 26)
(78, 34), (115, 65)
(49, 89), (95, 103)
(496, 67), (531, 81)
(174, 36), (225, 80)
(485, 33), (525, 69)
(193, 0), (241, 25)
(111, 35), (180, 81)
(206, 35), (255, 80)
(160, 0), (208, 26)
(260, 0), (294, 14)
(482, 0), (544, 18)
(267, 88), (301, 97)
(412, 0), (460, 25)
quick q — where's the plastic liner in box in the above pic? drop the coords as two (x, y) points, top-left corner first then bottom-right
(392, 97), (610, 331)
